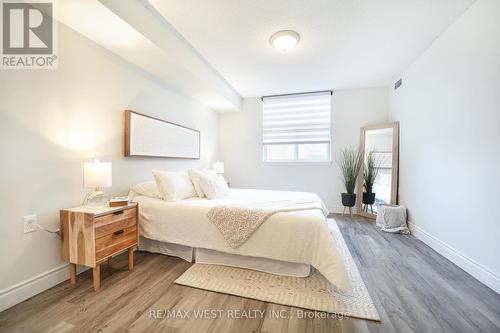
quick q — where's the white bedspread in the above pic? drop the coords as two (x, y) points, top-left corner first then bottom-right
(131, 188), (349, 293)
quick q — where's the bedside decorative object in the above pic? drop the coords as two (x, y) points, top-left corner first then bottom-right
(60, 202), (138, 291)
(212, 161), (229, 187)
(212, 161), (224, 174)
(83, 159), (112, 207)
(109, 196), (130, 207)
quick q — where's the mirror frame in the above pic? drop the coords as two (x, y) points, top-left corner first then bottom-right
(357, 121), (399, 219)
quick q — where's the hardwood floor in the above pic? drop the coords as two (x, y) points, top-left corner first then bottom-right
(1, 214), (499, 333)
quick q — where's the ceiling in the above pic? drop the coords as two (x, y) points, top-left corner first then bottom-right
(56, 0), (242, 111)
(149, 0), (475, 97)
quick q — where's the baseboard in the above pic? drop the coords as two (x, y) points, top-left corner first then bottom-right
(0, 264), (88, 312)
(408, 221), (500, 294)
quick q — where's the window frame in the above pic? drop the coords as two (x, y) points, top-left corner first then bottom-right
(261, 91), (333, 164)
(262, 142), (332, 164)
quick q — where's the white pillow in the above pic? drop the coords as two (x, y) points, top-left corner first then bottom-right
(188, 169), (205, 197)
(188, 169), (218, 197)
(198, 174), (229, 200)
(130, 181), (161, 199)
(152, 170), (197, 201)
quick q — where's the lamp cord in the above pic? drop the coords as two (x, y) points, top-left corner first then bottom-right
(36, 222), (61, 235)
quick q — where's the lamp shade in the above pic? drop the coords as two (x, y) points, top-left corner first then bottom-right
(212, 161), (224, 174)
(83, 159), (112, 188)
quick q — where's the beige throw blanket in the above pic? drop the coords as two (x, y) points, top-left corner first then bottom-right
(207, 199), (328, 248)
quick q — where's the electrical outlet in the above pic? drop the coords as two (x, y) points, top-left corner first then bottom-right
(23, 215), (38, 233)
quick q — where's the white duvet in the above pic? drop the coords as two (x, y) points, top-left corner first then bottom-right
(131, 188), (349, 292)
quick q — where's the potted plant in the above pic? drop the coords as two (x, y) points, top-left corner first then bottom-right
(363, 150), (382, 211)
(338, 147), (362, 213)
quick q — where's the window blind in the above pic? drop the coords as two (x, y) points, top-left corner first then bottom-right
(262, 91), (331, 145)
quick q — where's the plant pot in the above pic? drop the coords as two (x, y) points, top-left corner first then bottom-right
(362, 192), (376, 205)
(341, 193), (356, 207)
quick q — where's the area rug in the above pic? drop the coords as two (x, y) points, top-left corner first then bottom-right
(174, 219), (380, 321)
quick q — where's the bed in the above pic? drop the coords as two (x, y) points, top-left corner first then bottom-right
(130, 188), (349, 292)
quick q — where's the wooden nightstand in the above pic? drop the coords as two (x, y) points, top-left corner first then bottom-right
(60, 203), (138, 291)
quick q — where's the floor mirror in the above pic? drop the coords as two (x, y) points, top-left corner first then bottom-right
(358, 122), (399, 219)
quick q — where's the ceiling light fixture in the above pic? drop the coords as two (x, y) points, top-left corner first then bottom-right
(270, 30), (300, 52)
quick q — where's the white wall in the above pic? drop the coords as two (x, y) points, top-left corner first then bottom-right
(219, 87), (389, 211)
(0, 23), (219, 309)
(389, 0), (500, 292)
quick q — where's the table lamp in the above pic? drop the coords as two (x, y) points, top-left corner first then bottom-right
(83, 158), (112, 206)
(212, 161), (224, 174)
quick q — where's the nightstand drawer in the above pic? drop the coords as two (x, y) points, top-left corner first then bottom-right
(94, 207), (136, 227)
(95, 215), (136, 239)
(95, 226), (137, 261)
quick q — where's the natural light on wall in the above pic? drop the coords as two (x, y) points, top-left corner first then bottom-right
(262, 91), (332, 162)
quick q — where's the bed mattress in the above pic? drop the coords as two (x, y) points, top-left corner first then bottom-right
(131, 188), (349, 292)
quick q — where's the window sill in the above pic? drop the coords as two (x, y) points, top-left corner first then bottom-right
(263, 161), (333, 166)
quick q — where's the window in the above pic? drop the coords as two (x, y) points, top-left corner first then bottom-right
(262, 91), (332, 162)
